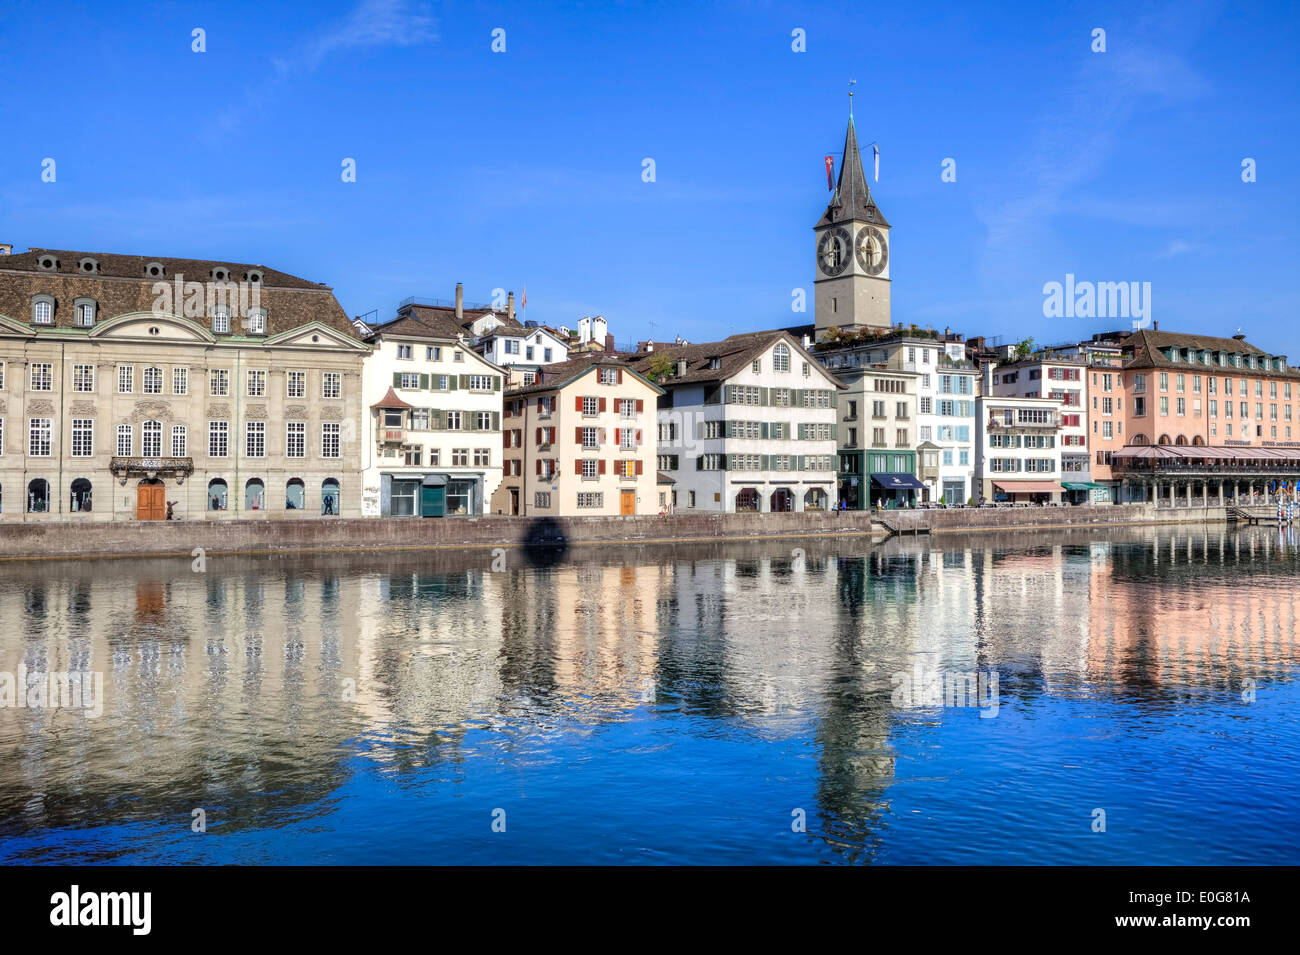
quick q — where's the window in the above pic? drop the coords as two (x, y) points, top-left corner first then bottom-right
(140, 366), (162, 395)
(246, 309), (266, 335)
(474, 448), (490, 466)
(29, 418), (52, 456)
(452, 448), (468, 466)
(75, 300), (96, 327)
(427, 346), (441, 361)
(476, 411), (492, 430)
(398, 373), (420, 389)
(544, 349), (552, 362)
(286, 422), (305, 458)
(620, 399), (637, 418)
(142, 421), (162, 456)
(171, 425), (187, 458)
(73, 364), (95, 392)
(322, 373), (341, 398)
(209, 421), (229, 457)
(322, 423), (340, 457)
(403, 446), (423, 466)
(582, 427), (599, 449)
(210, 369), (229, 396)
(577, 492), (604, 508)
(245, 421), (265, 457)
(31, 363), (53, 391)
(32, 298), (54, 325)
(287, 371), (305, 398)
(752, 359), (762, 374)
(211, 307), (230, 334)
(600, 368), (618, 385)
(581, 459), (599, 479)
(397, 345), (413, 359)
(454, 351), (464, 362)
(117, 424), (133, 457)
(535, 492), (552, 508)
(247, 370), (266, 397)
(71, 419), (93, 457)
(773, 343), (790, 372)
(446, 411), (462, 430)
(172, 367), (188, 395)
(620, 428), (637, 449)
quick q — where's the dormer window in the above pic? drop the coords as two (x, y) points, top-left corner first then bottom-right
(73, 297), (97, 327)
(210, 267), (230, 282)
(78, 257), (99, 274)
(31, 294), (55, 325)
(145, 262), (165, 278)
(37, 255), (58, 271)
(244, 270), (263, 284)
(707, 357), (721, 370)
(246, 307), (267, 335)
(211, 306), (230, 334)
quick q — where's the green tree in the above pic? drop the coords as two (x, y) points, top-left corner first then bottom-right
(646, 351), (674, 381)
(1014, 337), (1035, 360)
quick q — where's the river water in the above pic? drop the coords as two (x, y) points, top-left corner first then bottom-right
(1, 524), (1297, 865)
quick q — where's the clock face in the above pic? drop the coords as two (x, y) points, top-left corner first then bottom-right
(856, 226), (888, 275)
(818, 227), (851, 277)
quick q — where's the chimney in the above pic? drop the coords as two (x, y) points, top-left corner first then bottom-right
(604, 332), (614, 353)
(507, 291), (515, 321)
(1233, 332), (1247, 341)
(1152, 320), (1158, 331)
(675, 359), (687, 377)
(454, 283), (463, 320)
(0, 243), (11, 256)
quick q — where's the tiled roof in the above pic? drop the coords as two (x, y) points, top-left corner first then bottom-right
(623, 331), (847, 389)
(504, 354), (661, 398)
(370, 386), (413, 410)
(368, 308), (468, 341)
(1124, 328), (1295, 374)
(0, 247), (358, 340)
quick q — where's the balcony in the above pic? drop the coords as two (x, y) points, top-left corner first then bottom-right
(381, 428), (405, 443)
(109, 456), (193, 485)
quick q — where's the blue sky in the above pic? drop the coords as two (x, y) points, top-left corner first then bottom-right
(1, 0), (1296, 352)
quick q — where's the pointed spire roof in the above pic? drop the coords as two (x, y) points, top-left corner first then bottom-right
(816, 116), (889, 228)
(370, 386), (413, 410)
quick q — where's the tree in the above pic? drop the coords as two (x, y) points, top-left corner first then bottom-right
(1014, 337), (1035, 360)
(646, 351), (674, 381)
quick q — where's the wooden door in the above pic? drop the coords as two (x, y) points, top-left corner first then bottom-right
(620, 489), (635, 515)
(136, 484), (165, 520)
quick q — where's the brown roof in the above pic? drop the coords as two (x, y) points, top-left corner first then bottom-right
(369, 308), (468, 341)
(623, 331), (847, 389)
(0, 247), (358, 340)
(1124, 328), (1294, 375)
(370, 386), (413, 410)
(504, 353), (663, 398)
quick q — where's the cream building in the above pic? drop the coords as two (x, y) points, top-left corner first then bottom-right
(0, 247), (367, 522)
(493, 355), (663, 516)
(361, 306), (505, 517)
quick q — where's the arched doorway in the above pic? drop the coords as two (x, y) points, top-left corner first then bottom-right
(1158, 434), (1171, 445)
(1175, 434), (1188, 446)
(735, 488), (760, 512)
(136, 478), (165, 520)
(804, 487), (828, 511)
(321, 478), (340, 516)
(286, 478), (305, 511)
(70, 478), (93, 513)
(770, 488), (794, 512)
(208, 478), (228, 511)
(27, 479), (49, 513)
(245, 478), (266, 511)
(1132, 434), (1149, 445)
(1192, 435), (1205, 446)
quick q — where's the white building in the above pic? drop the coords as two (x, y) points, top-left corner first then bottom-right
(989, 354), (1091, 501)
(361, 308), (504, 517)
(975, 386), (1065, 504)
(628, 332), (844, 512)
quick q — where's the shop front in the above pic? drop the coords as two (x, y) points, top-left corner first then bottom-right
(1062, 481), (1107, 505)
(870, 472), (927, 509)
(381, 472), (484, 517)
(993, 480), (1064, 505)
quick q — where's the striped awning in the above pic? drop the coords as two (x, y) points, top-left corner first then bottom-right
(1112, 445), (1300, 461)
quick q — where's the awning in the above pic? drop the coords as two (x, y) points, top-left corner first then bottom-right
(421, 474), (448, 487)
(994, 481), (1065, 494)
(1062, 482), (1103, 491)
(870, 472), (927, 490)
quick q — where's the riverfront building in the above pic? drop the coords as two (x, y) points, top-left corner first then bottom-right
(974, 388), (1066, 504)
(0, 247), (368, 522)
(360, 303), (505, 518)
(493, 354), (662, 516)
(626, 332), (843, 512)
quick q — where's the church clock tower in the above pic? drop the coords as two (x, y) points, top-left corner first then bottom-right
(814, 113), (891, 336)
